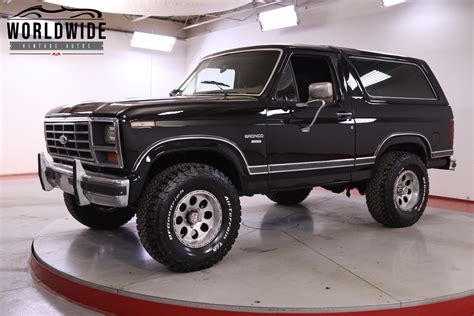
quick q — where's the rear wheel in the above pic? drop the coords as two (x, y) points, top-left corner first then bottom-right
(266, 188), (312, 205)
(136, 163), (241, 272)
(63, 193), (135, 229)
(366, 151), (429, 228)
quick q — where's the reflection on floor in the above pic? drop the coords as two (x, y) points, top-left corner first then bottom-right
(0, 178), (102, 315)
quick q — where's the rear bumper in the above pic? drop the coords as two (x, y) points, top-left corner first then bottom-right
(38, 153), (129, 208)
(449, 157), (456, 171)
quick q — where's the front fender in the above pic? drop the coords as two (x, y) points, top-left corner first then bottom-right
(127, 136), (255, 204)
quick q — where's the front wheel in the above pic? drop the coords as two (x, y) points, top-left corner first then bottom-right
(63, 193), (135, 229)
(366, 151), (429, 228)
(136, 163), (241, 272)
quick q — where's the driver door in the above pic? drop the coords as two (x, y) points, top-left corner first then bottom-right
(266, 52), (355, 189)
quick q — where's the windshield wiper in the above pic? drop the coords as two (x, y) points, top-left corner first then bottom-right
(200, 80), (230, 97)
(169, 88), (182, 96)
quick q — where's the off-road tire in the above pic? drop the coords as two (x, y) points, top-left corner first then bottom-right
(63, 193), (135, 229)
(136, 163), (241, 272)
(366, 151), (429, 228)
(266, 188), (312, 205)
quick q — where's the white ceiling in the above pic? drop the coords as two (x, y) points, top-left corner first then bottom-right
(44, 0), (252, 17)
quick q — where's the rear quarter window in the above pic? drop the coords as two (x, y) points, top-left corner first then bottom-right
(351, 58), (437, 100)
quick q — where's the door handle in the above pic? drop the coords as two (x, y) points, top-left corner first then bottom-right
(336, 112), (353, 121)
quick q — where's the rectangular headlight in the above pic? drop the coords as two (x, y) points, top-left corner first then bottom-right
(105, 125), (116, 144)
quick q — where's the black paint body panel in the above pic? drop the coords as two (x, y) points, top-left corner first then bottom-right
(44, 45), (454, 205)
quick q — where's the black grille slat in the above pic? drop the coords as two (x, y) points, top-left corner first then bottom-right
(44, 121), (94, 162)
(49, 130), (88, 134)
(47, 145), (91, 152)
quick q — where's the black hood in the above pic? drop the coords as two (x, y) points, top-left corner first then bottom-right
(45, 95), (260, 119)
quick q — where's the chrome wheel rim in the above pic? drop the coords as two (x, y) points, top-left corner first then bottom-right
(393, 170), (420, 212)
(172, 190), (223, 248)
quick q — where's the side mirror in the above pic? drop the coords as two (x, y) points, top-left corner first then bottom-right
(309, 82), (334, 103)
(297, 82), (334, 133)
(297, 82), (334, 107)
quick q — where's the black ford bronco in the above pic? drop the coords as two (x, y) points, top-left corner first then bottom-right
(39, 45), (456, 272)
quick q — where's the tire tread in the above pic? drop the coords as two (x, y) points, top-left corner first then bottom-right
(63, 193), (135, 229)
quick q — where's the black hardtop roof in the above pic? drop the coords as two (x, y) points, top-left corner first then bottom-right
(202, 44), (413, 62)
(198, 44), (444, 104)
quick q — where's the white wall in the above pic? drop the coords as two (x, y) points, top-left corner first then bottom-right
(1, 0), (472, 200)
(184, 0), (474, 200)
(0, 24), (187, 175)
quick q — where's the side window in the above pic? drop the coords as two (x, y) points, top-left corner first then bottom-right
(351, 58), (436, 99)
(290, 55), (335, 102)
(274, 62), (298, 102)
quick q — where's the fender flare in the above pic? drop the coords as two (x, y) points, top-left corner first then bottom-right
(375, 133), (432, 160)
(132, 135), (264, 176)
(127, 135), (269, 204)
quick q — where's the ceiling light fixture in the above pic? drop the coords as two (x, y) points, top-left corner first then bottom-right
(381, 0), (406, 8)
(130, 32), (176, 52)
(258, 5), (298, 32)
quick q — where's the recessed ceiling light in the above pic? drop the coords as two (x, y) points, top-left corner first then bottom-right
(130, 32), (176, 52)
(258, 5), (298, 32)
(381, 0), (406, 8)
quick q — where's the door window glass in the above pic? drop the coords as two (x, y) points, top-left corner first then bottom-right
(274, 62), (298, 102)
(290, 55), (335, 102)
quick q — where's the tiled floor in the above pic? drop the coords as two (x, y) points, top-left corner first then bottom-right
(1, 178), (473, 314)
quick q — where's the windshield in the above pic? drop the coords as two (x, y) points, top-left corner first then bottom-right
(178, 50), (281, 96)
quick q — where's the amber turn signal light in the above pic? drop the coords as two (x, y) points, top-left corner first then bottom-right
(106, 152), (119, 164)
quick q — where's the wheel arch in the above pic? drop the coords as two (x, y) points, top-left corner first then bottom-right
(375, 134), (431, 163)
(147, 149), (245, 190)
(129, 137), (252, 203)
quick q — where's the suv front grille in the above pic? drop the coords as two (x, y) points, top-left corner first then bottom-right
(45, 121), (94, 162)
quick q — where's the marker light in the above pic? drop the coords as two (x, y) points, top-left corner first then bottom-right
(131, 32), (176, 52)
(258, 5), (298, 32)
(106, 152), (119, 164)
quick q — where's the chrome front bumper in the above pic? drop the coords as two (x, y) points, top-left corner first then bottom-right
(38, 153), (129, 207)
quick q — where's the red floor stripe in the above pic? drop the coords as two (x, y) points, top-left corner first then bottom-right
(427, 195), (474, 213)
(313, 188), (473, 214)
(30, 253), (474, 316)
(0, 172), (38, 180)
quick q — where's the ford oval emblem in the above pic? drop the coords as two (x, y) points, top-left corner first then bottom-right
(59, 135), (68, 145)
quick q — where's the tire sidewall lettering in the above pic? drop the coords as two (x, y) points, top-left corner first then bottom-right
(222, 195), (233, 242)
(166, 189), (185, 241)
(414, 175), (427, 212)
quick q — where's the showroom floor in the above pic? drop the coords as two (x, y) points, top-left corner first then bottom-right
(0, 177), (101, 315)
(1, 177), (473, 315)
